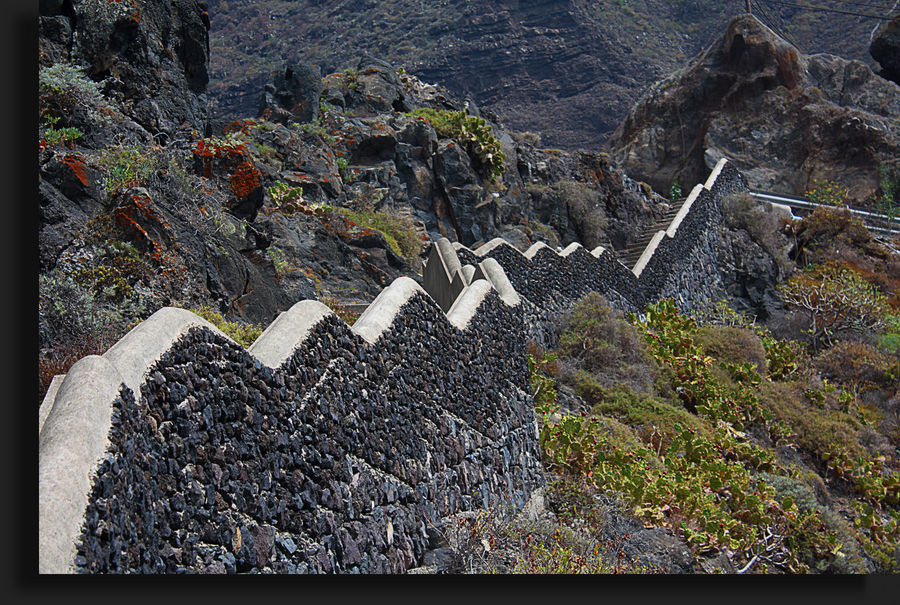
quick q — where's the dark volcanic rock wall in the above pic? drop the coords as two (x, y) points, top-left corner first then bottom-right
(72, 292), (543, 573)
(871, 13), (900, 86)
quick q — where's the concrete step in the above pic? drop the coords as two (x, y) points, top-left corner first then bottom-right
(611, 200), (687, 268)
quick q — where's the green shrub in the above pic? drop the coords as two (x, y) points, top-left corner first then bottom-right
(697, 298), (759, 331)
(406, 107), (505, 181)
(557, 292), (658, 394)
(298, 122), (329, 140)
(434, 490), (644, 574)
(796, 207), (872, 261)
(878, 313), (900, 353)
(98, 146), (159, 195)
(39, 262), (149, 367)
(40, 271), (114, 345)
(336, 205), (422, 266)
(266, 181), (305, 215)
(814, 341), (899, 391)
(190, 306), (263, 348)
(875, 166), (900, 227)
(778, 263), (893, 350)
(250, 142), (280, 168)
(524, 220), (560, 249)
(806, 179), (848, 207)
(265, 246), (294, 278)
(41, 115), (83, 148)
(530, 355), (605, 476)
(761, 335), (808, 381)
(669, 178), (683, 202)
(341, 67), (359, 90)
(695, 325), (767, 374)
(757, 380), (866, 464)
(879, 166), (899, 204)
(632, 299), (790, 439)
(723, 193), (794, 275)
(535, 296), (889, 572)
(764, 473), (869, 573)
(39, 62), (106, 118)
(43, 126), (83, 147)
(72, 240), (151, 301)
(576, 374), (710, 447)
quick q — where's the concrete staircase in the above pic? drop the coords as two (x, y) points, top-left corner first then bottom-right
(616, 199), (686, 269)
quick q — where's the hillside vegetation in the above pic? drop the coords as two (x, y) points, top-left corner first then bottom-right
(520, 286), (899, 572)
(427, 199), (900, 573)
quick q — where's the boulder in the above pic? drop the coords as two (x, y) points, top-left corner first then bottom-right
(346, 57), (410, 115)
(259, 63), (323, 125)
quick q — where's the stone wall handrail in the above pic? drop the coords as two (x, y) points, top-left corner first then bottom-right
(450, 158), (743, 313)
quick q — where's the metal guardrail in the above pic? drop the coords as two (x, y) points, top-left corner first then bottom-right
(749, 191), (900, 237)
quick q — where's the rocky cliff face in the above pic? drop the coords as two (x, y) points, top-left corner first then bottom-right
(606, 14), (900, 206)
(40, 0), (211, 137)
(206, 0), (726, 151)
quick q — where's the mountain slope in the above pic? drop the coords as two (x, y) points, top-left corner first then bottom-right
(206, 0), (882, 152)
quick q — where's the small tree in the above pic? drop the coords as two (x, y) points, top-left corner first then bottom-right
(669, 178), (683, 203)
(778, 263), (892, 351)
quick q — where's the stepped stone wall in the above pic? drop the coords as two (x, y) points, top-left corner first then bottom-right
(39, 158), (744, 574)
(451, 158), (745, 345)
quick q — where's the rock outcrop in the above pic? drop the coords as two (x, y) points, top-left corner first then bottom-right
(871, 13), (900, 86)
(259, 62), (323, 125)
(606, 14), (900, 206)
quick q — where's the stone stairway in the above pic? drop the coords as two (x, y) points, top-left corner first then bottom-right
(616, 199), (686, 269)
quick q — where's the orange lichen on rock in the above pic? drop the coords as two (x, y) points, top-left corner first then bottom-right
(224, 118), (258, 136)
(62, 154), (90, 187)
(113, 192), (172, 250)
(113, 203), (152, 247)
(111, 193), (186, 282)
(230, 160), (261, 199)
